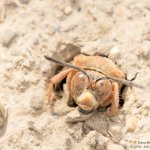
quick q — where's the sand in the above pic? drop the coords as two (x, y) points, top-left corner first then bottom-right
(0, 0), (150, 150)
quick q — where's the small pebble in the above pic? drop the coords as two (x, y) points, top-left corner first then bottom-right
(40, 62), (50, 73)
(5, 63), (13, 71)
(142, 42), (150, 59)
(23, 59), (31, 68)
(108, 125), (122, 134)
(1, 29), (17, 47)
(65, 138), (72, 147)
(108, 125), (123, 142)
(109, 46), (121, 60)
(12, 71), (25, 83)
(64, 6), (72, 15)
(127, 117), (138, 132)
(19, 0), (29, 4)
(143, 109), (148, 116)
(30, 94), (43, 110)
(24, 73), (39, 84)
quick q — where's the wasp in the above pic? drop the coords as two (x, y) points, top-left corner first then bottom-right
(45, 54), (143, 116)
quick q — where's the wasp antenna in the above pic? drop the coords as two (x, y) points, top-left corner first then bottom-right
(95, 76), (144, 89)
(108, 77), (144, 89)
(44, 55), (90, 81)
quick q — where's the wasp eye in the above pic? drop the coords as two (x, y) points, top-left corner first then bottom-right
(78, 107), (93, 114)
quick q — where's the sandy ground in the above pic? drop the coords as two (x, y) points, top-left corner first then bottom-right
(0, 0), (150, 150)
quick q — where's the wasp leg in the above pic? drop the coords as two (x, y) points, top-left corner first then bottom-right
(66, 70), (76, 93)
(101, 82), (119, 116)
(66, 70), (77, 107)
(46, 68), (73, 105)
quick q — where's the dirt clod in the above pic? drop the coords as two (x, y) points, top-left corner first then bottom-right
(65, 108), (93, 123)
(82, 130), (109, 150)
(0, 103), (7, 128)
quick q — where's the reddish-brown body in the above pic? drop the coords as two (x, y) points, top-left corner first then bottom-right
(46, 54), (125, 116)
